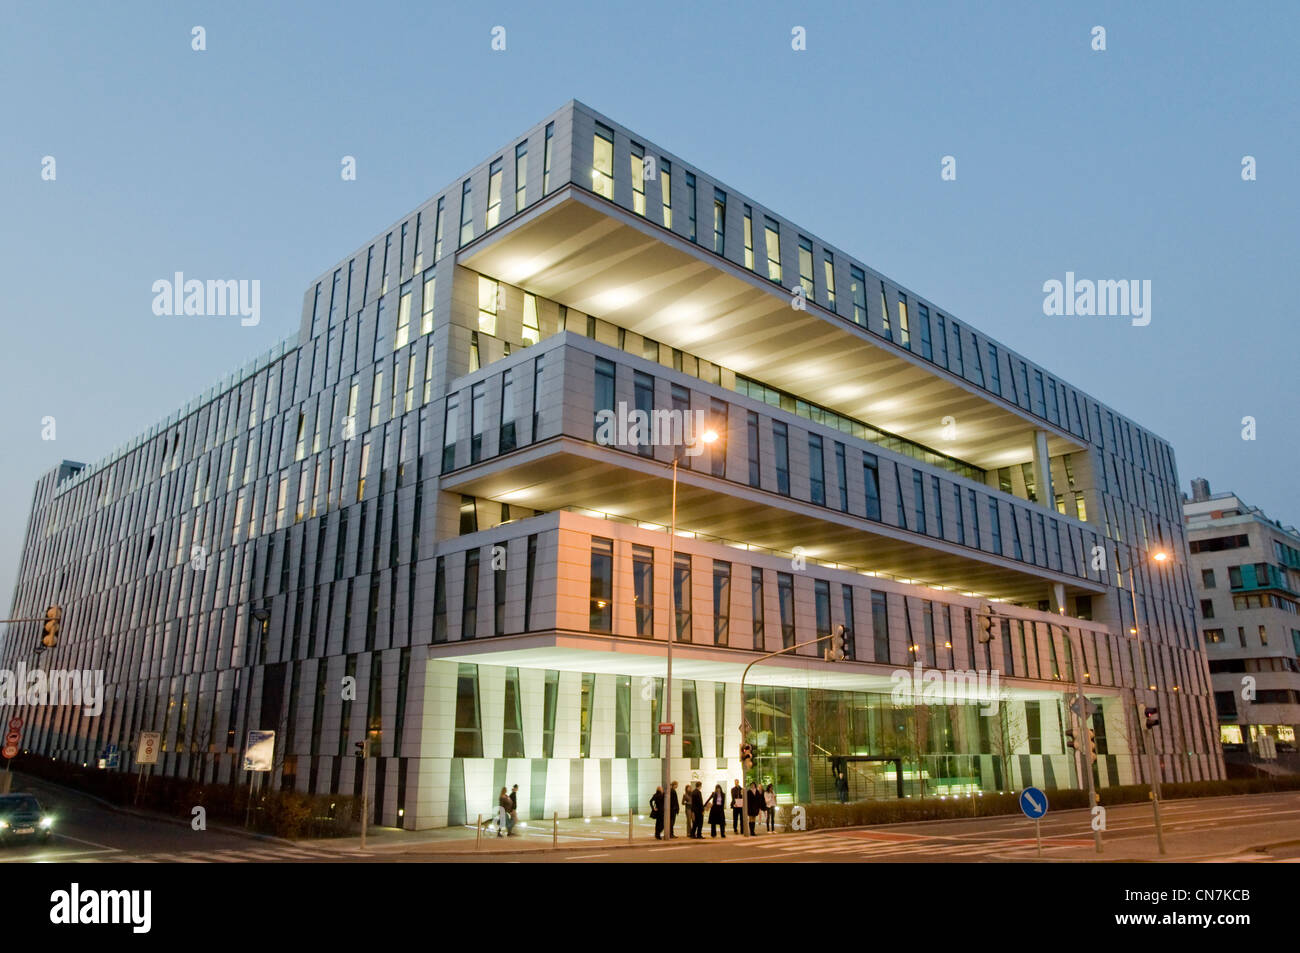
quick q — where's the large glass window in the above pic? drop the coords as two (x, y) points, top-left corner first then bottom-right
(453, 663), (482, 757)
(589, 537), (613, 632)
(633, 544), (654, 637)
(592, 124), (614, 199)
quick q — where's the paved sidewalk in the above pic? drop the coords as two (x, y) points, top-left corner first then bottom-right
(301, 812), (780, 854)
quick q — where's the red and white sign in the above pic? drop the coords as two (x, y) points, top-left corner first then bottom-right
(137, 731), (161, 765)
(4, 716), (21, 758)
(2, 745), (17, 760)
(657, 723), (675, 735)
(7, 717), (21, 732)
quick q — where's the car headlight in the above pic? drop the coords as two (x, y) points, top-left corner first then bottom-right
(0, 820), (8, 830)
(39, 817), (53, 829)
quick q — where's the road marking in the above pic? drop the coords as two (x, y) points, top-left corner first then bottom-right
(566, 853), (607, 859)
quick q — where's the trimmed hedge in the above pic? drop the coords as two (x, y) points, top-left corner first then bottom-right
(10, 755), (354, 840)
(800, 775), (1300, 830)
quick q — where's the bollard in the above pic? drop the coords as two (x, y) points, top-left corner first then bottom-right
(553, 811), (558, 848)
(476, 814), (482, 850)
(629, 807), (634, 842)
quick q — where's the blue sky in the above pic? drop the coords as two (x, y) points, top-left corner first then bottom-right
(2, 0), (1297, 607)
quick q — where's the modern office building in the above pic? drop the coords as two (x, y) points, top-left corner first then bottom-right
(2, 101), (1223, 829)
(1185, 478), (1300, 770)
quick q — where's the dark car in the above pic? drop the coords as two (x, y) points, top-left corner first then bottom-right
(0, 794), (53, 845)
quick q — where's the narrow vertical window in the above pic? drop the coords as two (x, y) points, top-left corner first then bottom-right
(532, 356), (544, 438)
(420, 272), (436, 336)
(713, 561), (731, 646)
(850, 266), (866, 325)
(633, 370), (654, 458)
(777, 572), (796, 648)
(814, 580), (831, 646)
(660, 159), (672, 228)
(470, 382), (485, 463)
(987, 343), (1001, 394)
(751, 568), (765, 648)
(713, 187), (726, 254)
(458, 179), (474, 246)
(589, 537), (613, 632)
(808, 434), (825, 505)
(879, 281), (892, 340)
(835, 442), (848, 512)
(862, 453), (882, 520)
(394, 285), (412, 349)
(674, 553), (692, 642)
(523, 534), (538, 631)
(912, 471), (927, 534)
(486, 158), (503, 229)
(631, 143), (646, 215)
(442, 394), (458, 473)
(592, 123), (614, 199)
(709, 397), (727, 478)
(514, 141), (528, 212)
(931, 475), (944, 538)
(840, 585), (856, 659)
(897, 293), (911, 349)
(432, 197), (445, 261)
(823, 251), (836, 313)
(764, 217), (782, 283)
(772, 421), (789, 495)
(542, 122), (554, 194)
(798, 238), (814, 298)
(742, 205), (754, 270)
(747, 411), (760, 487)
(477, 275), (498, 335)
(918, 303), (932, 360)
(989, 500), (1003, 554)
(684, 171), (697, 242)
(871, 591), (889, 663)
(462, 549), (480, 639)
(499, 369), (516, 453)
(594, 357), (616, 440)
(522, 292), (540, 345)
(633, 545), (654, 637)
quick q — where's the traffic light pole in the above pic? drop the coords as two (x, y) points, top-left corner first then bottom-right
(358, 737), (371, 851)
(1056, 624), (1103, 855)
(737, 629), (847, 834)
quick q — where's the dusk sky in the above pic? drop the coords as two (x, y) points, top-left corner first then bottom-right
(2, 0), (1297, 609)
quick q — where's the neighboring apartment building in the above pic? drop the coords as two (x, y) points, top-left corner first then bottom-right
(1, 101), (1223, 829)
(1185, 478), (1300, 768)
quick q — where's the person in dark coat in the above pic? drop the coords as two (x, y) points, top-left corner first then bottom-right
(650, 786), (665, 840)
(669, 781), (680, 838)
(730, 779), (744, 834)
(745, 781), (764, 835)
(690, 783), (705, 838)
(707, 784), (727, 838)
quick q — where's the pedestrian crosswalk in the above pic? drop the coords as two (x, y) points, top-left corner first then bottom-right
(74, 845), (357, 864)
(734, 830), (1080, 860)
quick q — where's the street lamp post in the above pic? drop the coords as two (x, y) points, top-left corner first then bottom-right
(1115, 545), (1170, 854)
(660, 430), (716, 838)
(1054, 622), (1103, 854)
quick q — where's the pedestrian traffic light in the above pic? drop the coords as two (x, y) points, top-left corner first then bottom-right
(41, 605), (62, 648)
(978, 609), (994, 644)
(1065, 727), (1077, 750)
(1144, 706), (1160, 730)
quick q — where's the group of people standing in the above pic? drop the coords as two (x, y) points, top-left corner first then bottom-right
(649, 779), (776, 839)
(495, 784), (519, 836)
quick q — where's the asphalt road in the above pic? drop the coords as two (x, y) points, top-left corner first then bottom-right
(5, 773), (1300, 864)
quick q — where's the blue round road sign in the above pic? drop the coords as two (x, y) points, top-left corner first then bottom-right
(1019, 786), (1049, 819)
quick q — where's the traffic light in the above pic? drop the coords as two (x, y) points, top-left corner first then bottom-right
(978, 609), (994, 644)
(41, 605), (62, 648)
(1086, 729), (1098, 761)
(739, 742), (754, 770)
(1065, 727), (1078, 750)
(1144, 706), (1160, 730)
(825, 624), (849, 662)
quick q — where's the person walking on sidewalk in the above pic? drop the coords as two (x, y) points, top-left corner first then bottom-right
(730, 779), (744, 834)
(496, 787), (511, 838)
(690, 782), (705, 839)
(764, 783), (776, 832)
(650, 786), (665, 840)
(746, 781), (763, 836)
(707, 784), (727, 838)
(506, 784), (519, 835)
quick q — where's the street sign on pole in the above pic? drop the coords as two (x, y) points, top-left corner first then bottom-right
(1020, 786), (1049, 857)
(1069, 695), (1099, 720)
(657, 723), (675, 735)
(243, 730), (275, 772)
(137, 731), (161, 765)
